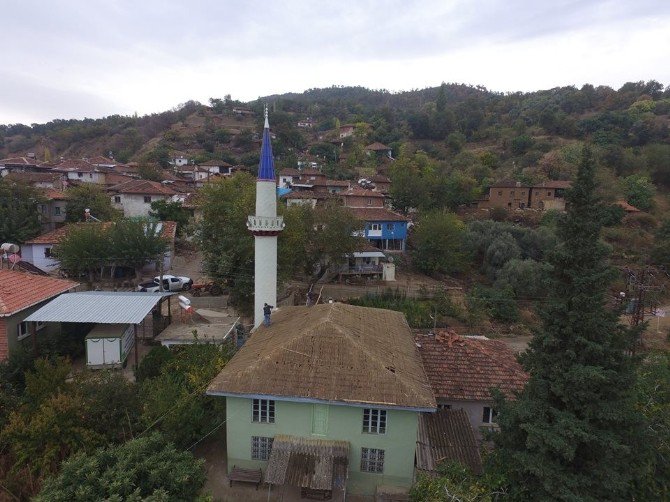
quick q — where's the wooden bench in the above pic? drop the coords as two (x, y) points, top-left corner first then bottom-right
(228, 465), (263, 490)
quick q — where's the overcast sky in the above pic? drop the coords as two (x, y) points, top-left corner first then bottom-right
(1, 0), (668, 125)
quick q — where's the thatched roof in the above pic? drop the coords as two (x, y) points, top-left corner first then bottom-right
(207, 303), (436, 410)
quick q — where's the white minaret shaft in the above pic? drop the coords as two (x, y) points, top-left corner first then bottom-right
(247, 106), (284, 328)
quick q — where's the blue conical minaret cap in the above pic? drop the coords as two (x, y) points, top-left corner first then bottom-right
(257, 106), (275, 181)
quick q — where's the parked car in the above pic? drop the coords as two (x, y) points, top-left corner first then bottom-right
(136, 275), (193, 292)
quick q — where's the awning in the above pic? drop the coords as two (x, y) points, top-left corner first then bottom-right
(352, 251), (385, 258)
(416, 409), (483, 475)
(265, 435), (349, 491)
(24, 291), (175, 325)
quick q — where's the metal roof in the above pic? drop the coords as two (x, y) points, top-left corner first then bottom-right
(24, 291), (175, 324)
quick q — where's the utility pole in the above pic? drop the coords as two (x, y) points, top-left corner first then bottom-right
(623, 266), (665, 351)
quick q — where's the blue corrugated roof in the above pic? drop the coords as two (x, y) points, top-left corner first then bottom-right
(257, 110), (275, 181)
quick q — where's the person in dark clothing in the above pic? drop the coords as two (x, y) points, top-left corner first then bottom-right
(263, 303), (273, 326)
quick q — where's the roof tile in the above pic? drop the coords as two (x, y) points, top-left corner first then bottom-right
(0, 270), (78, 316)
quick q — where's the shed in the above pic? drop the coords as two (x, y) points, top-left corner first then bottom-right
(85, 323), (134, 368)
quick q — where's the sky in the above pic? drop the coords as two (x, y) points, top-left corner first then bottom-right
(1, 0), (669, 125)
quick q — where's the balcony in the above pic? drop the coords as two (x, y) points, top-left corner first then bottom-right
(247, 215), (285, 234)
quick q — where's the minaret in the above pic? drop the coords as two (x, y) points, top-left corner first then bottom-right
(247, 107), (284, 328)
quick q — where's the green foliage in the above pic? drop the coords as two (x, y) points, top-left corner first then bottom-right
(411, 462), (500, 501)
(620, 173), (656, 211)
(511, 134), (534, 155)
(467, 285), (519, 323)
(494, 258), (551, 298)
(349, 290), (464, 328)
(651, 219), (670, 268)
(491, 147), (647, 501)
(197, 172), (256, 312)
(136, 345), (175, 383)
(280, 202), (363, 278)
(149, 199), (191, 234)
(65, 184), (120, 222)
(137, 164), (164, 181)
(412, 210), (468, 275)
(0, 178), (42, 244)
(53, 219), (169, 279)
(139, 343), (232, 448)
(36, 433), (206, 502)
(633, 352), (670, 499)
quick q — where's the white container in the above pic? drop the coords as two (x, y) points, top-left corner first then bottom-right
(85, 324), (135, 369)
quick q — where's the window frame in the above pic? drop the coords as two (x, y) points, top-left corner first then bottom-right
(251, 436), (274, 461)
(252, 399), (276, 423)
(482, 406), (498, 424)
(17, 321), (45, 341)
(369, 223), (381, 231)
(362, 408), (387, 434)
(114, 196), (121, 203)
(143, 195), (152, 203)
(360, 447), (385, 473)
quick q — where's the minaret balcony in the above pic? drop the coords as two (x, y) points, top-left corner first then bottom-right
(247, 215), (285, 235)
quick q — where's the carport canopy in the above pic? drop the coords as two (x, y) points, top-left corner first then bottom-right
(24, 291), (176, 324)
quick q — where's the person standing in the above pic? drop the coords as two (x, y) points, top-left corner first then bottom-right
(263, 303), (273, 326)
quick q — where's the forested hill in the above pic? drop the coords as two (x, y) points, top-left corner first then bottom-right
(1, 81), (669, 190)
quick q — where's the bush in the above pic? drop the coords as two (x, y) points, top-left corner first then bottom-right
(136, 345), (174, 383)
(622, 212), (658, 231)
(36, 433), (206, 502)
(467, 285), (520, 323)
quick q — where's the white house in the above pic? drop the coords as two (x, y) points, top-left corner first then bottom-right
(108, 179), (178, 217)
(51, 158), (106, 184)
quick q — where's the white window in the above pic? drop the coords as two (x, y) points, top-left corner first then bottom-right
(251, 436), (273, 460)
(361, 447), (384, 473)
(252, 399), (275, 423)
(144, 196), (152, 203)
(114, 196), (121, 203)
(363, 408), (386, 434)
(369, 223), (381, 231)
(54, 206), (61, 216)
(17, 321), (45, 341)
(483, 406), (497, 424)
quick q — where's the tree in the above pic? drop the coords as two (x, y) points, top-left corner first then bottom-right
(411, 462), (500, 502)
(492, 147), (647, 501)
(65, 184), (119, 222)
(108, 219), (169, 278)
(36, 433), (206, 502)
(52, 223), (111, 281)
(139, 343), (232, 448)
(150, 200), (191, 234)
(620, 173), (656, 211)
(412, 211), (468, 276)
(197, 173), (256, 311)
(137, 164), (164, 181)
(0, 179), (42, 244)
(280, 202), (363, 278)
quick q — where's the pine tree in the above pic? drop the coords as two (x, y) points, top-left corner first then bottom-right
(492, 147), (648, 501)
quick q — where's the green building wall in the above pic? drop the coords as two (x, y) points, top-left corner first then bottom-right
(225, 396), (419, 495)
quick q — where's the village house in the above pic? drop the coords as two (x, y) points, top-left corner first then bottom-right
(370, 174), (391, 194)
(207, 303), (436, 497)
(415, 330), (528, 441)
(108, 179), (178, 217)
(4, 171), (66, 189)
(198, 159), (238, 176)
(340, 186), (385, 208)
(348, 207), (409, 252)
(20, 221), (177, 274)
(364, 142), (392, 159)
(0, 269), (79, 361)
(277, 168), (301, 189)
(50, 158), (106, 184)
(37, 189), (69, 232)
(338, 124), (355, 138)
(297, 118), (315, 128)
(0, 155), (44, 176)
(479, 180), (572, 211)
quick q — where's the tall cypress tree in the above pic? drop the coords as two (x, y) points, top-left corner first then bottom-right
(492, 147), (647, 501)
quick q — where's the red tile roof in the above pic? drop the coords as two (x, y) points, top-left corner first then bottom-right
(0, 157), (42, 166)
(0, 270), (78, 316)
(199, 159), (233, 167)
(365, 142), (390, 151)
(107, 179), (176, 196)
(279, 168), (301, 176)
(300, 169), (324, 176)
(24, 220), (176, 245)
(50, 158), (98, 172)
(40, 188), (69, 200)
(348, 207), (408, 222)
(86, 156), (119, 166)
(103, 173), (136, 186)
(370, 174), (391, 183)
(342, 187), (385, 198)
(325, 180), (350, 187)
(415, 331), (528, 401)
(5, 172), (64, 184)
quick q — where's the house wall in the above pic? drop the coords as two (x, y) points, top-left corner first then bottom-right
(39, 200), (67, 231)
(112, 193), (171, 217)
(528, 188), (566, 210)
(286, 198), (317, 208)
(438, 399), (496, 441)
(225, 397), (420, 495)
(66, 171), (104, 184)
(0, 304), (63, 361)
(481, 187), (530, 209)
(344, 195), (384, 208)
(21, 243), (61, 271)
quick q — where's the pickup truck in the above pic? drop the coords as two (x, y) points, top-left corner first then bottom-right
(137, 275), (193, 292)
